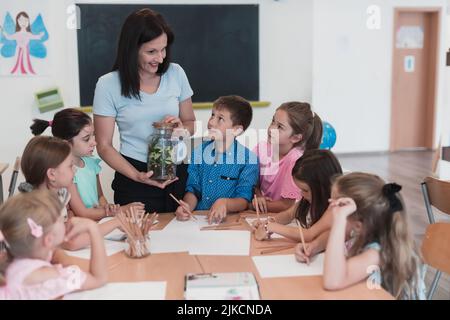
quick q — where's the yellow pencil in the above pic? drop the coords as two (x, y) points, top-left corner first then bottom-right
(295, 219), (309, 265)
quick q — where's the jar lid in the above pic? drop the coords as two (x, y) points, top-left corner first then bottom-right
(152, 121), (177, 129)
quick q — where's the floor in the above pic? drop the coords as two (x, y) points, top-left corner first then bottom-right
(337, 150), (449, 300)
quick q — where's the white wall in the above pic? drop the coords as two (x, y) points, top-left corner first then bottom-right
(0, 0), (448, 201)
(312, 0), (448, 152)
(0, 0), (314, 201)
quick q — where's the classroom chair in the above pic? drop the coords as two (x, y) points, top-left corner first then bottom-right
(420, 176), (450, 299)
(0, 162), (8, 205)
(421, 223), (450, 300)
(7, 157), (20, 198)
(0, 162), (7, 253)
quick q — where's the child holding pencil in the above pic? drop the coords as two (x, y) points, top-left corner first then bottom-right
(320, 172), (426, 299)
(250, 102), (323, 213)
(175, 95), (259, 224)
(253, 149), (342, 249)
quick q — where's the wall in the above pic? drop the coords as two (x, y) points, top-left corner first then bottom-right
(312, 0), (448, 152)
(0, 0), (314, 201)
(0, 0), (448, 201)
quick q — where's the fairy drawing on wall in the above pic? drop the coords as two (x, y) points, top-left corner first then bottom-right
(0, 11), (49, 75)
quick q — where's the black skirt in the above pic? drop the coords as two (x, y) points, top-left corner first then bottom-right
(112, 154), (188, 213)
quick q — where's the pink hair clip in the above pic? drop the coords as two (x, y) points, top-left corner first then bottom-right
(27, 218), (43, 238)
(48, 120), (53, 127)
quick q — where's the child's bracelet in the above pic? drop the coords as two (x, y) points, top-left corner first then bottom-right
(264, 221), (273, 239)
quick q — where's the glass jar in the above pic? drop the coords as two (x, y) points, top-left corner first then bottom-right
(125, 235), (150, 259)
(147, 122), (178, 181)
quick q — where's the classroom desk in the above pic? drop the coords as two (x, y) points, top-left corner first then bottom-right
(63, 211), (393, 300)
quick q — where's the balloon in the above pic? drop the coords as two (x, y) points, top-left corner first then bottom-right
(320, 121), (336, 150)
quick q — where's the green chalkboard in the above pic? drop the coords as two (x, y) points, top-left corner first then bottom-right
(77, 4), (259, 105)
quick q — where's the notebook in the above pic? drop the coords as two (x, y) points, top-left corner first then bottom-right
(184, 272), (260, 300)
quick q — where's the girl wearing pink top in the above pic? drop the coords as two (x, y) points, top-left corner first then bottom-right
(0, 190), (107, 300)
(251, 102), (323, 213)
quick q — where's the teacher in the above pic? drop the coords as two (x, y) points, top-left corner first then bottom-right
(93, 8), (195, 213)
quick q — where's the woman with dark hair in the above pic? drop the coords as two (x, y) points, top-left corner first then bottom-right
(93, 8), (195, 212)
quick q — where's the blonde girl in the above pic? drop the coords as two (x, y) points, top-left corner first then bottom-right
(322, 172), (426, 300)
(0, 190), (107, 299)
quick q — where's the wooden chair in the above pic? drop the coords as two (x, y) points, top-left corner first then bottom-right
(420, 176), (450, 299)
(421, 223), (450, 299)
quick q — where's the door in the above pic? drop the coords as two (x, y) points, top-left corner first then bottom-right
(390, 9), (439, 151)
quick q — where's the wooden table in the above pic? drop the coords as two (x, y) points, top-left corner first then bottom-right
(63, 211), (393, 300)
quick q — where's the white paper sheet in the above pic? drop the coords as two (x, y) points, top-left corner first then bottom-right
(252, 253), (324, 278)
(163, 215), (217, 233)
(162, 216), (198, 233)
(104, 228), (126, 241)
(64, 240), (127, 259)
(149, 227), (250, 256)
(148, 230), (192, 254)
(189, 230), (251, 256)
(64, 281), (166, 300)
(245, 218), (297, 239)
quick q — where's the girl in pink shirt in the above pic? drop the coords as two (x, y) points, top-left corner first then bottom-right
(0, 190), (107, 300)
(251, 102), (323, 213)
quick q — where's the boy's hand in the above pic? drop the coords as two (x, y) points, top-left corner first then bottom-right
(208, 199), (227, 224)
(65, 217), (97, 241)
(175, 200), (192, 221)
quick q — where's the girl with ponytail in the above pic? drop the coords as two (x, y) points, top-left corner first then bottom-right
(322, 172), (426, 299)
(251, 102), (323, 213)
(30, 108), (144, 221)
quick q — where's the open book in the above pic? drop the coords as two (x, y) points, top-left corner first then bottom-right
(185, 272), (260, 300)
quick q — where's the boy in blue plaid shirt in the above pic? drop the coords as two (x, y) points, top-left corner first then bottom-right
(176, 95), (259, 224)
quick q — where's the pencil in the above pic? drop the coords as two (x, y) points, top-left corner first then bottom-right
(254, 195), (260, 222)
(200, 222), (241, 230)
(169, 193), (197, 220)
(260, 245), (294, 255)
(295, 219), (309, 264)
